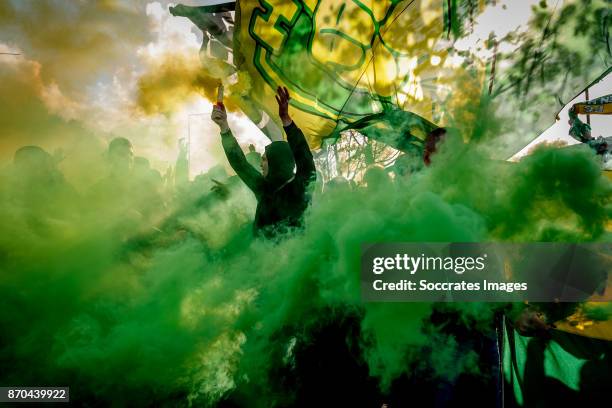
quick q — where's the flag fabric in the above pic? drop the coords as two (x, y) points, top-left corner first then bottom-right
(233, 0), (482, 149)
(503, 320), (612, 406)
(329, 109), (438, 153)
(176, 0), (611, 157)
(170, 2), (236, 76)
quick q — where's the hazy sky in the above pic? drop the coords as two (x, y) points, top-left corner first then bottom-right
(512, 75), (611, 160)
(461, 0), (611, 159)
(0, 0), (263, 181)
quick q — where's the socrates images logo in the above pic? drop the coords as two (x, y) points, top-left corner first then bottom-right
(247, 0), (448, 122)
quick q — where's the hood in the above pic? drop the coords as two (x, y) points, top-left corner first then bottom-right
(264, 141), (295, 187)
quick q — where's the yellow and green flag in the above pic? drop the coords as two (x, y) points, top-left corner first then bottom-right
(176, 0), (611, 157)
(234, 0), (485, 149)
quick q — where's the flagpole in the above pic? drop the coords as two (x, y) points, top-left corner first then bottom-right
(488, 39), (498, 95)
(585, 87), (591, 125)
(187, 112), (213, 179)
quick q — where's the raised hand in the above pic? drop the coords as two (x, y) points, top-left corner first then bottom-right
(211, 105), (229, 133)
(210, 179), (230, 199)
(275, 86), (292, 127)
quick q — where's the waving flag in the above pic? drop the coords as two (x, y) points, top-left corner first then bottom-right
(173, 0), (485, 150)
(233, 0), (484, 149)
(174, 0), (611, 157)
(170, 1), (236, 77)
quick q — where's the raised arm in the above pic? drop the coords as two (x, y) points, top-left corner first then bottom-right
(211, 105), (264, 195)
(275, 86), (316, 184)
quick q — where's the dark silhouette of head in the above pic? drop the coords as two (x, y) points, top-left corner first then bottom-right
(394, 150), (422, 177)
(423, 127), (447, 166)
(325, 176), (351, 193)
(107, 137), (134, 176)
(133, 156), (150, 172)
(13, 145), (58, 183)
(363, 165), (390, 189)
(262, 141), (295, 185)
(14, 145), (53, 166)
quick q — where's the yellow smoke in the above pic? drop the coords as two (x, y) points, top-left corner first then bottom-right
(136, 53), (246, 115)
(0, 0), (151, 95)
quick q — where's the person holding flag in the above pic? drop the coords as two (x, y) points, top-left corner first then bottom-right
(211, 86), (316, 238)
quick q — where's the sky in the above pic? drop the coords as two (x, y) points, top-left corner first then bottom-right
(511, 75), (611, 160)
(0, 0), (609, 184)
(0, 0), (266, 183)
(457, 0), (611, 159)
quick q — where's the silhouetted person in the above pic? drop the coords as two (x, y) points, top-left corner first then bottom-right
(8, 145), (79, 228)
(133, 156), (165, 218)
(13, 146), (65, 188)
(245, 144), (262, 170)
(88, 137), (147, 234)
(568, 106), (609, 156)
(393, 149), (423, 179)
(325, 176), (352, 193)
(107, 137), (134, 178)
(514, 306), (555, 338)
(211, 86), (316, 238)
(89, 137), (136, 201)
(423, 127), (446, 166)
(134, 156), (163, 187)
(363, 165), (392, 191)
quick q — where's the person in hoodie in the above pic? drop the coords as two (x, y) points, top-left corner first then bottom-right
(423, 127), (447, 166)
(211, 86), (316, 238)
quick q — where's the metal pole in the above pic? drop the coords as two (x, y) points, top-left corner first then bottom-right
(585, 87), (591, 125)
(187, 112), (213, 179)
(488, 39), (498, 95)
(187, 116), (191, 180)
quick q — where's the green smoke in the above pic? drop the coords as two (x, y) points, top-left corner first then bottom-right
(1, 110), (609, 406)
